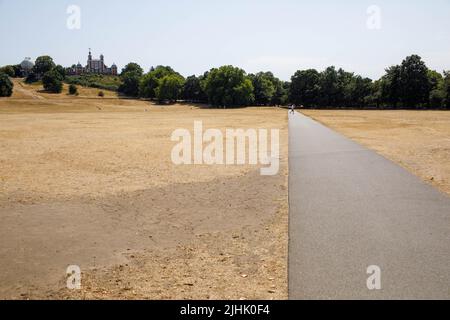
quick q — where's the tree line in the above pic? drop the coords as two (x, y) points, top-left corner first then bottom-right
(1, 54), (450, 109)
(0, 56), (67, 96)
(117, 54), (450, 109)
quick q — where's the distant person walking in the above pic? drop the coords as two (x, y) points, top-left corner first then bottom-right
(289, 104), (296, 114)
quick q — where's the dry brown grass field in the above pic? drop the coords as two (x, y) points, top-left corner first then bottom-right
(1, 79), (449, 300)
(0, 79), (288, 299)
(301, 110), (450, 197)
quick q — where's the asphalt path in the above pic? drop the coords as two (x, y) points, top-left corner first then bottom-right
(288, 111), (450, 299)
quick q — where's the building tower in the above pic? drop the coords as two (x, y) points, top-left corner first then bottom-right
(100, 54), (104, 73)
(20, 57), (34, 77)
(87, 48), (92, 72)
(76, 62), (83, 75)
(111, 63), (118, 76)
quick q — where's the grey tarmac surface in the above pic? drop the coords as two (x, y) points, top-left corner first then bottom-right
(288, 111), (450, 300)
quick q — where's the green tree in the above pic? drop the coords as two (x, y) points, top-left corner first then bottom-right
(318, 67), (340, 107)
(118, 70), (141, 97)
(429, 89), (445, 108)
(0, 72), (13, 97)
(12, 65), (23, 78)
(182, 75), (207, 102)
(399, 55), (430, 108)
(25, 73), (38, 84)
(289, 69), (320, 107)
(118, 62), (143, 97)
(0, 65), (15, 77)
(428, 70), (443, 92)
(365, 80), (382, 108)
(346, 75), (373, 107)
(33, 56), (55, 76)
(155, 74), (185, 103)
(272, 80), (289, 106)
(335, 68), (354, 106)
(443, 71), (450, 109)
(42, 70), (63, 93)
(427, 70), (444, 108)
(203, 66), (254, 107)
(249, 72), (276, 105)
(380, 65), (401, 108)
(121, 63), (143, 77)
(54, 65), (66, 80)
(139, 66), (177, 99)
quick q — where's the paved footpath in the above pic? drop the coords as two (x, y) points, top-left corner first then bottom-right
(288, 112), (450, 299)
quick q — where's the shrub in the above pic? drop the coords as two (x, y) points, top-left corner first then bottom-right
(68, 84), (78, 95)
(0, 72), (13, 97)
(98, 91), (104, 97)
(65, 75), (121, 92)
(25, 73), (38, 83)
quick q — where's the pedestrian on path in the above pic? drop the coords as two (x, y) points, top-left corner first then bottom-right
(290, 104), (296, 114)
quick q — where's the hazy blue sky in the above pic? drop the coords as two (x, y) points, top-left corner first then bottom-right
(1, 0), (449, 80)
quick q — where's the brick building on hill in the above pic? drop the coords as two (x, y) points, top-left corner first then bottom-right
(67, 49), (118, 76)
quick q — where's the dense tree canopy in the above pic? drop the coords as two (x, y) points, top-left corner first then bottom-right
(118, 71), (141, 97)
(272, 80), (289, 106)
(54, 65), (66, 80)
(287, 54), (446, 109)
(182, 74), (207, 103)
(443, 71), (450, 109)
(290, 69), (320, 106)
(398, 55), (430, 107)
(376, 55), (436, 109)
(3, 53), (446, 109)
(318, 66), (340, 107)
(2, 65), (23, 78)
(428, 70), (443, 92)
(155, 74), (185, 103)
(139, 66), (179, 99)
(0, 65), (15, 78)
(121, 63), (143, 77)
(248, 72), (288, 106)
(249, 72), (276, 105)
(203, 66), (254, 107)
(33, 56), (55, 76)
(0, 72), (13, 97)
(118, 62), (144, 97)
(345, 75), (373, 107)
(380, 65), (401, 108)
(428, 70), (444, 107)
(42, 70), (63, 93)
(289, 67), (372, 108)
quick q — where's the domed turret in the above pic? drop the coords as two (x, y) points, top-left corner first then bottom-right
(20, 57), (34, 71)
(111, 63), (118, 75)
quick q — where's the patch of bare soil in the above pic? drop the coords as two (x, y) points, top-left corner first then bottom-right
(1, 171), (287, 300)
(0, 82), (288, 300)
